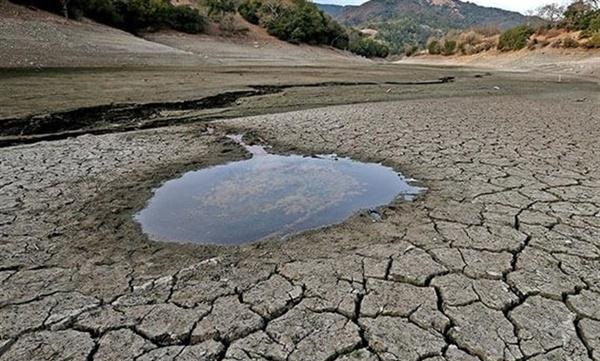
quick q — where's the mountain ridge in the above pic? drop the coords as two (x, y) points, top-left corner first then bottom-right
(315, 3), (357, 17)
(317, 0), (534, 28)
(316, 0), (542, 52)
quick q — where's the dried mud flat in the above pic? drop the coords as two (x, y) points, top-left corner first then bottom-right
(1, 69), (600, 361)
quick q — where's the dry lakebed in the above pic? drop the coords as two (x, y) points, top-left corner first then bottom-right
(0, 65), (599, 361)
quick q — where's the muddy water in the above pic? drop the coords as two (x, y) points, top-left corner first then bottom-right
(135, 135), (424, 245)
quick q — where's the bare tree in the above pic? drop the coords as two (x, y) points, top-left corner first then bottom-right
(535, 3), (566, 25)
(588, 0), (599, 9)
(261, 0), (285, 20)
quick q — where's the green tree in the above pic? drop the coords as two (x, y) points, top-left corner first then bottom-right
(563, 0), (594, 29)
(237, 0), (386, 57)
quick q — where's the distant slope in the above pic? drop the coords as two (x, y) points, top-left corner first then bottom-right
(400, 47), (600, 80)
(337, 0), (533, 29)
(322, 0), (541, 52)
(315, 3), (356, 17)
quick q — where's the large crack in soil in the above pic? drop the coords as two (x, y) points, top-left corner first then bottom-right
(0, 77), (455, 147)
(0, 89), (268, 146)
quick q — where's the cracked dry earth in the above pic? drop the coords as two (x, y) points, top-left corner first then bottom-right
(1, 81), (600, 361)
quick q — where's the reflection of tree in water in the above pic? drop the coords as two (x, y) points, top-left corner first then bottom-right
(200, 156), (365, 219)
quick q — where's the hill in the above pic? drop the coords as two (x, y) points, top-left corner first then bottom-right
(317, 0), (541, 53)
(0, 1), (365, 67)
(335, 0), (532, 29)
(315, 3), (356, 17)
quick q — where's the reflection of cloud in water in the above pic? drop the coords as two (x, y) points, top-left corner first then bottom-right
(202, 156), (364, 219)
(136, 139), (423, 245)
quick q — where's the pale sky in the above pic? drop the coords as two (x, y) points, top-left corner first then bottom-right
(317, 0), (571, 14)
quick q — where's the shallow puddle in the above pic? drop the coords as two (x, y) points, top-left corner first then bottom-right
(135, 135), (424, 245)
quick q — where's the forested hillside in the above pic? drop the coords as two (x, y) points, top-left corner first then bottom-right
(318, 0), (540, 53)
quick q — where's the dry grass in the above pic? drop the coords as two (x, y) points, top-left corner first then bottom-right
(472, 25), (501, 37)
(431, 26), (591, 55)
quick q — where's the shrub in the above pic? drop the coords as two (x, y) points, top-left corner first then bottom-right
(586, 31), (600, 48)
(403, 44), (418, 57)
(217, 14), (248, 34)
(456, 30), (489, 54)
(562, 36), (580, 48)
(460, 43), (478, 55)
(348, 31), (389, 58)
(238, 0), (261, 24)
(206, 0), (236, 17)
(164, 5), (207, 33)
(442, 39), (456, 55)
(459, 30), (484, 47)
(427, 40), (441, 54)
(585, 13), (600, 35)
(76, 0), (122, 24)
(498, 25), (534, 51)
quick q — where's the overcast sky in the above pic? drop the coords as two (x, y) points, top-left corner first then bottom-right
(318, 0), (572, 14)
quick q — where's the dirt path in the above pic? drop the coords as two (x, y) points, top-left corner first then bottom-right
(0, 68), (599, 360)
